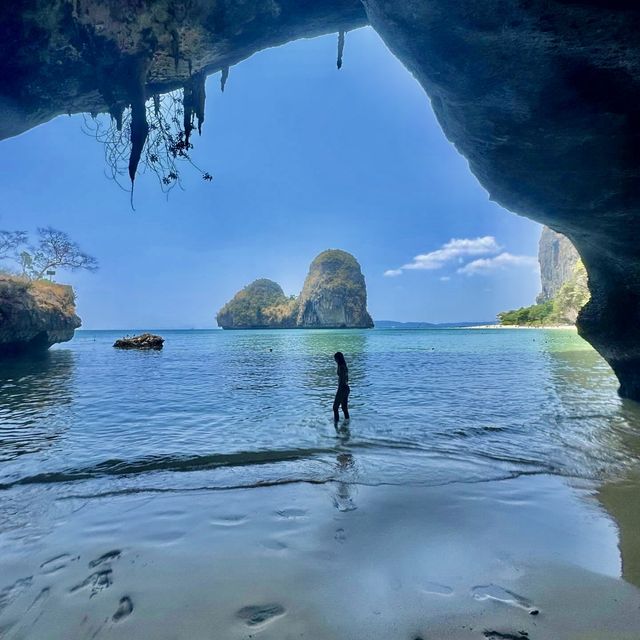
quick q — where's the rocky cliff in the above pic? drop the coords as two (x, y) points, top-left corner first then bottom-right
(536, 227), (580, 304)
(216, 250), (373, 330)
(297, 250), (373, 328)
(0, 276), (81, 353)
(499, 228), (589, 326)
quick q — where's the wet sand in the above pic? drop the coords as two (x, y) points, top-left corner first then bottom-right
(2, 474), (640, 639)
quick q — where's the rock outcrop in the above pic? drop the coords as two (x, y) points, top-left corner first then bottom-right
(0, 275), (81, 353)
(536, 227), (580, 304)
(499, 227), (589, 326)
(113, 333), (164, 350)
(216, 279), (298, 330)
(297, 250), (373, 328)
(2, 2), (640, 397)
(217, 250), (373, 330)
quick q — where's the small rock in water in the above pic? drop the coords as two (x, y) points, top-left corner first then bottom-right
(113, 333), (164, 350)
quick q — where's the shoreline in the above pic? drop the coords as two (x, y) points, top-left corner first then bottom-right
(467, 324), (577, 330)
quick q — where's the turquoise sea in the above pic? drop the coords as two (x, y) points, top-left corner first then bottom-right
(3, 328), (640, 640)
(1, 328), (639, 495)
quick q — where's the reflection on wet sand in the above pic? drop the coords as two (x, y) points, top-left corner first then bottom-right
(332, 450), (357, 512)
(596, 401), (640, 591)
(598, 472), (640, 590)
(544, 338), (640, 590)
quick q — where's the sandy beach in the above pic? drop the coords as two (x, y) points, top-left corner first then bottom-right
(467, 325), (578, 330)
(2, 474), (640, 639)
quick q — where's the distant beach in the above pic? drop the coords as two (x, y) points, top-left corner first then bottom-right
(467, 324), (577, 330)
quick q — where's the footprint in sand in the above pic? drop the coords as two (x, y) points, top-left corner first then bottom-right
(261, 539), (288, 551)
(275, 508), (307, 520)
(88, 550), (121, 568)
(420, 581), (454, 596)
(112, 596), (133, 622)
(209, 515), (249, 527)
(472, 584), (539, 615)
(40, 554), (77, 575)
(69, 569), (113, 597)
(236, 604), (286, 628)
(70, 550), (123, 597)
(27, 587), (50, 613)
(0, 577), (33, 613)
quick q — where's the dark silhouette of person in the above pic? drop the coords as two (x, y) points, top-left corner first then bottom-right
(333, 351), (350, 423)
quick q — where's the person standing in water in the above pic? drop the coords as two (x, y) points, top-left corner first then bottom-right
(333, 351), (350, 423)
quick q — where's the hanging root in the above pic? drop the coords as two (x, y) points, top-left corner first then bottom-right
(337, 30), (345, 69)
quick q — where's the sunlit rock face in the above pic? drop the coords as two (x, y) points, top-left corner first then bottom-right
(297, 250), (374, 329)
(363, 0), (640, 398)
(2, 1), (640, 395)
(537, 227), (580, 304)
(0, 276), (81, 353)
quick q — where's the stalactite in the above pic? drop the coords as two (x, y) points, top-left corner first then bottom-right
(183, 70), (207, 143)
(109, 104), (124, 132)
(221, 66), (229, 92)
(127, 58), (151, 190)
(337, 30), (345, 69)
(192, 71), (206, 135)
(182, 80), (194, 147)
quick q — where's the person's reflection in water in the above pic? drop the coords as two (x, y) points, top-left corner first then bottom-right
(333, 351), (350, 424)
(333, 452), (357, 512)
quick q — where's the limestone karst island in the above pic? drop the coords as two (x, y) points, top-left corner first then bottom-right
(216, 250), (374, 330)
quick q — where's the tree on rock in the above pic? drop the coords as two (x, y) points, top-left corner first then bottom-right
(0, 230), (27, 261)
(27, 228), (98, 280)
(0, 228), (98, 281)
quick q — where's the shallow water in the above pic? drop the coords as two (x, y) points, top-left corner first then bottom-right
(1, 328), (640, 494)
(2, 328), (640, 639)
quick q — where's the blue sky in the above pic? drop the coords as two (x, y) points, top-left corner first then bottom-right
(0, 27), (541, 329)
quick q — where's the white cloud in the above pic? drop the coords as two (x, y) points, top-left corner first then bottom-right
(384, 236), (501, 277)
(457, 252), (538, 276)
(439, 276), (451, 282)
(383, 269), (403, 277)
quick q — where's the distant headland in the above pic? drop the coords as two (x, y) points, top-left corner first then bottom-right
(216, 250), (374, 330)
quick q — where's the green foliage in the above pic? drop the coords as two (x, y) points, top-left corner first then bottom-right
(498, 300), (555, 326)
(551, 261), (589, 323)
(216, 279), (298, 328)
(498, 260), (590, 326)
